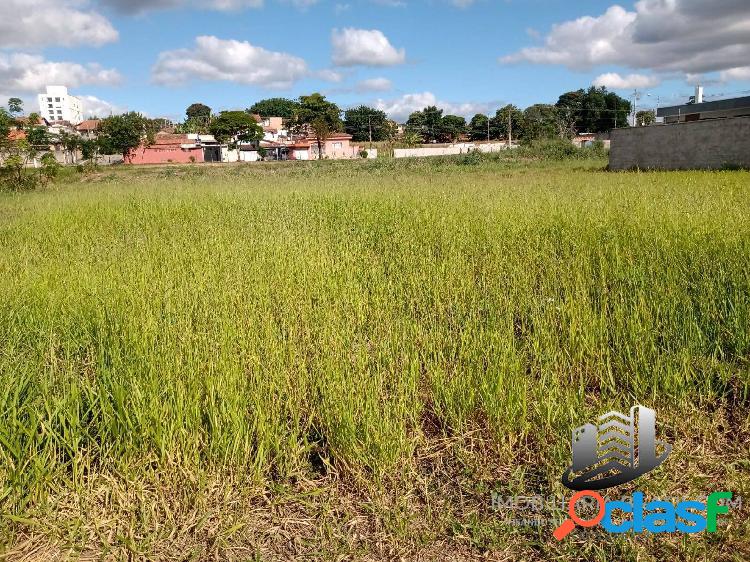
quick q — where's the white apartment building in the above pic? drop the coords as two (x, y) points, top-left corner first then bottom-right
(37, 86), (83, 124)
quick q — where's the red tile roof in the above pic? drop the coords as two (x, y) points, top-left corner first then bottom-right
(76, 119), (100, 131)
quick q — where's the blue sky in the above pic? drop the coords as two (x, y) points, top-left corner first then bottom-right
(2, 0), (750, 122)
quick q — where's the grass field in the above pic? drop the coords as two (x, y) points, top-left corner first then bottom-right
(0, 155), (748, 560)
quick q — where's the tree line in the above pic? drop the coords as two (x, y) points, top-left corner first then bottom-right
(2, 85), (635, 184)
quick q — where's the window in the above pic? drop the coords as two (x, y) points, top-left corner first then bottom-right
(332, 142), (343, 150)
(48, 104), (53, 108)
(47, 97), (52, 102)
(55, 97), (60, 102)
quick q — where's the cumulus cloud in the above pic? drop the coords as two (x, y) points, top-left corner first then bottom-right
(79, 95), (127, 117)
(0, 0), (118, 49)
(152, 36), (308, 89)
(331, 28), (406, 67)
(0, 53), (122, 94)
(98, 0), (325, 12)
(593, 72), (661, 90)
(502, 0), (750, 76)
(98, 0), (261, 12)
(720, 66), (750, 82)
(374, 91), (497, 122)
(356, 77), (393, 92)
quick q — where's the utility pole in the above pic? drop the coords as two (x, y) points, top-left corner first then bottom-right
(487, 114), (490, 142)
(631, 89), (641, 127)
(368, 115), (373, 147)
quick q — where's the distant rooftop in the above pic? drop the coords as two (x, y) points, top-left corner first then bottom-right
(657, 95), (750, 118)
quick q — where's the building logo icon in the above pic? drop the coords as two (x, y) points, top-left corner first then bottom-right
(561, 406), (671, 491)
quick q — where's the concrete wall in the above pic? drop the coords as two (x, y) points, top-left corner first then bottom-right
(610, 117), (750, 170)
(394, 142), (511, 159)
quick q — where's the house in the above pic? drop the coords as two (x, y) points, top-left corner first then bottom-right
(76, 119), (100, 139)
(15, 116), (50, 128)
(237, 141), (289, 162)
(250, 114), (289, 143)
(290, 133), (364, 160)
(7, 129), (26, 142)
(572, 133), (597, 148)
(127, 133), (206, 164)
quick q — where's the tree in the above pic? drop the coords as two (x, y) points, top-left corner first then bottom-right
(57, 131), (81, 164)
(469, 114), (492, 141)
(209, 111), (263, 147)
(401, 129), (422, 148)
(441, 115), (466, 142)
(636, 110), (656, 126)
(523, 104), (564, 141)
(0, 112), (53, 191)
(406, 106), (445, 143)
(288, 93), (342, 159)
(0, 108), (12, 145)
(186, 103), (211, 122)
(556, 87), (630, 133)
(97, 112), (154, 162)
(175, 118), (210, 134)
(8, 98), (23, 116)
(248, 98), (301, 119)
(492, 105), (525, 142)
(80, 138), (100, 164)
(343, 106), (389, 143)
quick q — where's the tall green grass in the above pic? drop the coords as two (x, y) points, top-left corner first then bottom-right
(0, 158), (748, 555)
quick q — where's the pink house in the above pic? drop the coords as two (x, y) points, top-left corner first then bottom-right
(127, 133), (205, 164)
(289, 133), (363, 160)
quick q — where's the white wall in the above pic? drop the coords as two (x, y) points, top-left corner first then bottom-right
(239, 151), (260, 162)
(221, 147), (239, 162)
(393, 142), (511, 159)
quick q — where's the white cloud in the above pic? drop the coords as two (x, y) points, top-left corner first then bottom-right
(283, 0), (319, 7)
(0, 0), (118, 49)
(99, 0), (325, 12)
(213, 0), (264, 8)
(152, 36), (308, 89)
(98, 0), (262, 12)
(374, 91), (496, 122)
(316, 69), (344, 82)
(593, 72), (661, 90)
(331, 28), (406, 67)
(370, 0), (406, 6)
(0, 53), (122, 94)
(720, 66), (750, 82)
(356, 77), (392, 92)
(502, 0), (750, 77)
(79, 95), (127, 117)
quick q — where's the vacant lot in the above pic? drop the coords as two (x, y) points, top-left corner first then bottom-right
(1, 156), (748, 560)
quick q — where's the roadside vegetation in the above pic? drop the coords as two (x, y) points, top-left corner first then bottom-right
(0, 156), (748, 560)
